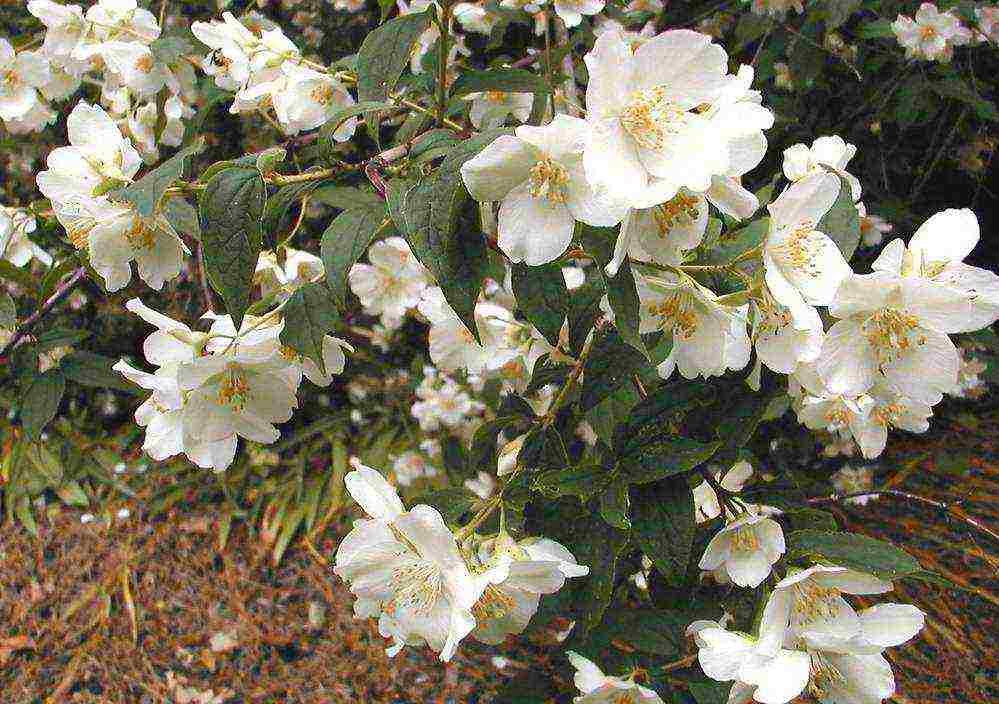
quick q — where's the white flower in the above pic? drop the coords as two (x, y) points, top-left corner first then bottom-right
(582, 29), (773, 210)
(782, 136), (861, 202)
(417, 287), (521, 375)
(857, 202), (893, 248)
(392, 450), (439, 487)
(607, 190), (708, 277)
(461, 115), (628, 266)
(694, 460), (753, 522)
(272, 62), (356, 137)
(464, 90), (533, 129)
(699, 511), (785, 588)
(567, 652), (666, 703)
(871, 208), (999, 332)
(27, 0), (88, 64)
(98, 41), (169, 97)
(1, 207), (51, 267)
(893, 3), (973, 62)
(453, 3), (499, 35)
(978, 6), (999, 43)
(552, 0), (605, 27)
(638, 273), (751, 381)
(624, 0), (662, 12)
(0, 40), (51, 124)
(53, 195), (186, 292)
(334, 463), (488, 661)
(191, 13), (257, 91)
(349, 236), (432, 327)
(464, 471), (496, 500)
(816, 268), (977, 404)
(2, 100), (57, 134)
(764, 173), (851, 310)
(256, 247), (325, 300)
(830, 464), (875, 505)
(126, 101), (160, 163)
(470, 535), (588, 644)
(411, 367), (485, 432)
(161, 95), (193, 147)
(752, 294), (824, 375)
(36, 101), (142, 203)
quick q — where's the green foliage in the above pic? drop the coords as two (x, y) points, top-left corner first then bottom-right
(321, 207), (390, 308)
(786, 530), (923, 580)
(511, 263), (568, 347)
(115, 139), (204, 219)
(279, 282), (341, 374)
(199, 165), (267, 327)
(632, 478), (696, 587)
(20, 370), (65, 440)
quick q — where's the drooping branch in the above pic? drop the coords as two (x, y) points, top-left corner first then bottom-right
(0, 267), (87, 360)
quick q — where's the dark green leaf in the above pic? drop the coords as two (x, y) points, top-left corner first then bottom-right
(511, 263), (568, 347)
(783, 508), (838, 533)
(199, 166), (267, 328)
(115, 139), (204, 219)
(688, 681), (732, 704)
(599, 481), (631, 529)
(261, 180), (323, 246)
(632, 477), (695, 587)
(60, 351), (140, 393)
(441, 435), (470, 481)
(451, 67), (550, 97)
(319, 100), (396, 157)
(786, 530), (922, 580)
(321, 207), (389, 308)
(824, 0), (862, 29)
(566, 277), (604, 355)
(570, 521), (629, 634)
(817, 176), (861, 262)
(532, 462), (611, 501)
(20, 370), (65, 440)
(580, 328), (648, 411)
(161, 196), (200, 240)
(312, 185), (386, 212)
(519, 426), (569, 471)
(0, 290), (15, 328)
(857, 19), (896, 39)
(579, 225), (645, 356)
(279, 282), (340, 374)
(356, 7), (433, 120)
(413, 488), (477, 524)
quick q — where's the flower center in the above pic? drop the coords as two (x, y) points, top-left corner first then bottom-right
(730, 525), (760, 553)
(862, 307), (925, 366)
(67, 221), (93, 250)
(919, 25), (938, 41)
(792, 581), (841, 624)
(808, 652), (845, 699)
(872, 402), (904, 428)
(311, 84), (333, 104)
(389, 555), (444, 614)
(2, 68), (20, 87)
(134, 54), (155, 73)
(772, 221), (823, 276)
(485, 90), (506, 103)
(472, 584), (517, 620)
(825, 405), (850, 431)
(529, 158), (569, 204)
(125, 217), (156, 251)
(652, 193), (700, 236)
(620, 86), (690, 152)
(647, 290), (699, 339)
(218, 368), (250, 412)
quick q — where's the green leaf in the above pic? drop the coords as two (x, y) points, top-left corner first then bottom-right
(161, 196), (201, 240)
(60, 351), (140, 393)
(386, 133), (504, 338)
(199, 166), (267, 328)
(115, 139), (204, 219)
(579, 225), (645, 356)
(816, 175), (861, 262)
(321, 207), (389, 308)
(518, 426), (569, 472)
(450, 67), (550, 97)
(579, 328), (648, 412)
(312, 185), (386, 212)
(570, 521), (630, 634)
(511, 263), (568, 347)
(441, 435), (471, 481)
(599, 481), (631, 529)
(930, 78), (999, 122)
(149, 34), (197, 64)
(319, 100), (396, 157)
(261, 180), (323, 247)
(589, 608), (691, 659)
(0, 290), (15, 329)
(857, 18), (896, 39)
(632, 477), (695, 587)
(615, 382), (721, 483)
(824, 0), (862, 29)
(566, 278), (603, 355)
(20, 370), (65, 440)
(532, 462), (611, 502)
(279, 282), (340, 375)
(356, 6), (432, 141)
(413, 488), (478, 524)
(688, 681), (733, 704)
(784, 508), (838, 533)
(786, 530), (922, 580)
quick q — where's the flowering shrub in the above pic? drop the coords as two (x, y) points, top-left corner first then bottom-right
(1, 0), (998, 701)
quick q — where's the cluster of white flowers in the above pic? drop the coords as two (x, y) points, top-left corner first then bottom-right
(892, 3), (974, 62)
(113, 297), (352, 471)
(348, 237), (433, 329)
(411, 365), (485, 434)
(35, 101), (187, 291)
(691, 564), (925, 704)
(333, 461), (588, 661)
(191, 12), (356, 137)
(18, 0), (197, 159)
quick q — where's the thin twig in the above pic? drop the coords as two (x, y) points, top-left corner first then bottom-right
(807, 490), (999, 543)
(196, 244), (214, 313)
(0, 267), (87, 359)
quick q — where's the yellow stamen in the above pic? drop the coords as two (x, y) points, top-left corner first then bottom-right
(529, 158), (569, 204)
(620, 86), (690, 152)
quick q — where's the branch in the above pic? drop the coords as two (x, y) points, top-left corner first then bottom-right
(0, 267), (87, 359)
(807, 490), (999, 544)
